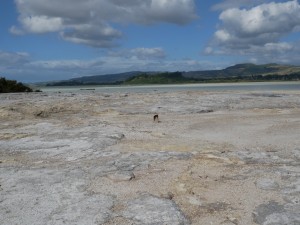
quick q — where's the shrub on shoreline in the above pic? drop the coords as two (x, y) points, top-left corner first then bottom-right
(0, 77), (33, 93)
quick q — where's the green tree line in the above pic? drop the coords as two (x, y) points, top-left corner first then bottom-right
(0, 77), (33, 93)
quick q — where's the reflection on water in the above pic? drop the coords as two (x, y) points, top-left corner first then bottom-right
(40, 81), (300, 93)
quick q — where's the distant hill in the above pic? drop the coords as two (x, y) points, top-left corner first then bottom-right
(70, 71), (143, 84)
(183, 63), (300, 79)
(45, 63), (300, 86)
(46, 71), (147, 86)
(0, 77), (33, 93)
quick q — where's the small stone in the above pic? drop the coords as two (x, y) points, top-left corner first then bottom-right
(35, 111), (49, 118)
(151, 132), (166, 138)
(226, 216), (238, 225)
(221, 222), (237, 225)
(107, 171), (135, 181)
(108, 133), (125, 140)
(197, 109), (214, 113)
(161, 192), (174, 200)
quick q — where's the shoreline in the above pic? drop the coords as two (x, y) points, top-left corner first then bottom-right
(38, 81), (300, 93)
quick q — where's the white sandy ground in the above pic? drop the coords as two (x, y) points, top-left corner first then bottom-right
(0, 90), (299, 225)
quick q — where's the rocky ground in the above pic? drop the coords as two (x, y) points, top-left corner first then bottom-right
(0, 89), (299, 225)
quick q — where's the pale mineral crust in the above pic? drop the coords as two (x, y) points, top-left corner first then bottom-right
(0, 90), (299, 225)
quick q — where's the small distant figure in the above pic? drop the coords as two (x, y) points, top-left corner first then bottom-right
(153, 114), (159, 122)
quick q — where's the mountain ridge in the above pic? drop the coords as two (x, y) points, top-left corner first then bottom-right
(44, 63), (300, 86)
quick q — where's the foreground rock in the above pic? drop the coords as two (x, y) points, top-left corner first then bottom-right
(0, 89), (299, 224)
(122, 194), (190, 225)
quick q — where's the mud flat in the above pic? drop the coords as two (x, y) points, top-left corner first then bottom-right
(0, 89), (299, 225)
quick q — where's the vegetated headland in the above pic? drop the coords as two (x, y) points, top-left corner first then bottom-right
(45, 63), (300, 86)
(0, 77), (33, 93)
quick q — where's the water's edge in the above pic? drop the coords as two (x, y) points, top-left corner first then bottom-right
(40, 81), (300, 93)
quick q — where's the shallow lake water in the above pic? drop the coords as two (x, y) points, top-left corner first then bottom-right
(40, 81), (300, 93)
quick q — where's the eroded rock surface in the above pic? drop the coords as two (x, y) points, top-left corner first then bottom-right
(1, 90), (300, 224)
(122, 194), (190, 225)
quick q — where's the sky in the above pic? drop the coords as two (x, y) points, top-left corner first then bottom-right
(1, 0), (300, 82)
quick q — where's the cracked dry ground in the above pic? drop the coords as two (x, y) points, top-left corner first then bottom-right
(0, 90), (300, 225)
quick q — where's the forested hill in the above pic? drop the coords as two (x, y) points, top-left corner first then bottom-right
(45, 63), (300, 86)
(123, 72), (198, 84)
(183, 63), (300, 79)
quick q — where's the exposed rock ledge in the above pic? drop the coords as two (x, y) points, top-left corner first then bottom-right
(0, 90), (299, 224)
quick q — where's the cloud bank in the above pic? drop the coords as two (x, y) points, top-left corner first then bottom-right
(12, 0), (197, 48)
(207, 0), (300, 64)
(0, 48), (215, 82)
(211, 0), (274, 11)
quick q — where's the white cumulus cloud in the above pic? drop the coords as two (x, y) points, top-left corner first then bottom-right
(0, 51), (30, 67)
(211, 0), (273, 11)
(22, 16), (63, 33)
(218, 0), (300, 39)
(207, 0), (300, 64)
(12, 0), (197, 48)
(0, 48), (214, 82)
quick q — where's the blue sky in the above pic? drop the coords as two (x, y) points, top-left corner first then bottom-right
(1, 0), (300, 82)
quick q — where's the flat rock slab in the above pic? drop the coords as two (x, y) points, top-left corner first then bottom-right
(252, 201), (285, 225)
(49, 194), (115, 225)
(0, 167), (115, 225)
(122, 194), (190, 225)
